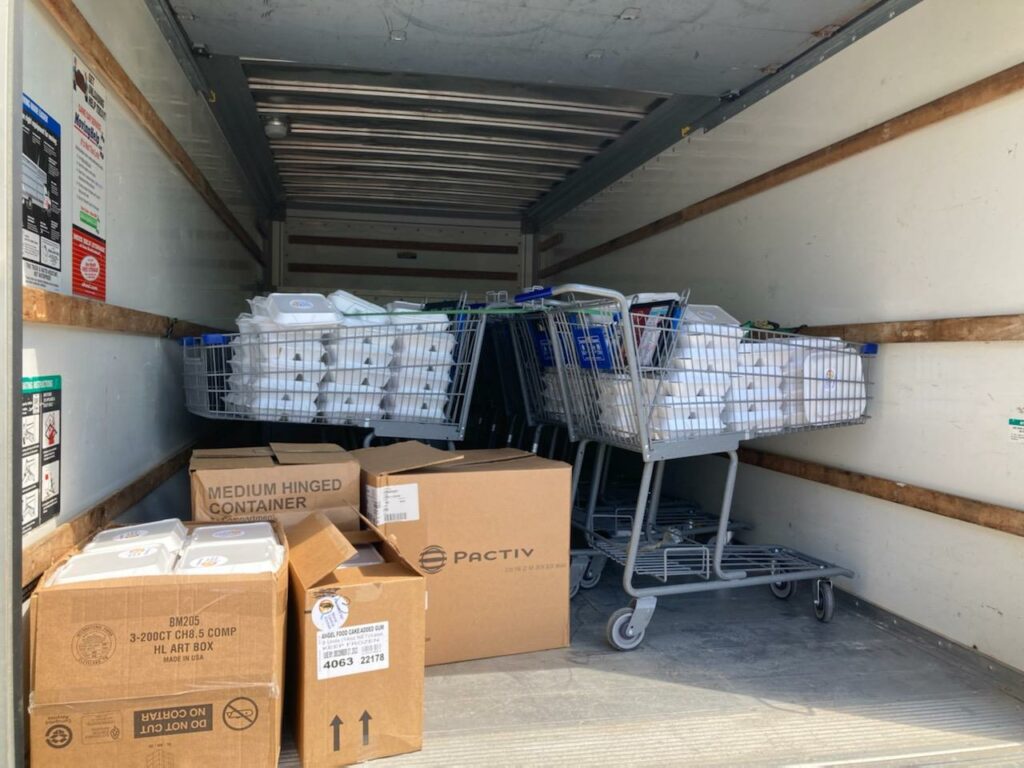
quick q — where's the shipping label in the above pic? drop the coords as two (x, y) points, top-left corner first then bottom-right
(317, 621), (389, 680)
(366, 483), (419, 524)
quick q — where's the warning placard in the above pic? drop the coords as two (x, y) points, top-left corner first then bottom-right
(72, 57), (107, 301)
(21, 375), (61, 534)
(21, 94), (62, 292)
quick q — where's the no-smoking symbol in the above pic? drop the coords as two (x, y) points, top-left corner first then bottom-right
(222, 697), (259, 731)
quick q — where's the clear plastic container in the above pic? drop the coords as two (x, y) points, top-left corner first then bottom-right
(328, 290), (389, 324)
(337, 544), (385, 570)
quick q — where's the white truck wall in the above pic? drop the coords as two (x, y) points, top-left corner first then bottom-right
(21, 0), (262, 547)
(544, 0), (1024, 669)
(284, 210), (521, 303)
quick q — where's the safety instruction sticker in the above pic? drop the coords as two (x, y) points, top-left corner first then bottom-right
(366, 483), (419, 524)
(1010, 418), (1024, 443)
(317, 621), (389, 680)
(21, 94), (62, 292)
(21, 375), (61, 534)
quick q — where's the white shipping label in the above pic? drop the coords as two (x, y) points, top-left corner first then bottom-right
(365, 483), (419, 524)
(317, 621), (389, 680)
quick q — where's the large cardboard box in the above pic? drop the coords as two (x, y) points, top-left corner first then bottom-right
(28, 521), (289, 768)
(191, 443), (360, 529)
(352, 442), (571, 666)
(288, 512), (425, 766)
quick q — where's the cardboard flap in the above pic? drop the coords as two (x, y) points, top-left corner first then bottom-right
(270, 442), (351, 465)
(351, 441), (463, 476)
(190, 446), (274, 470)
(433, 448), (534, 468)
(286, 512), (358, 587)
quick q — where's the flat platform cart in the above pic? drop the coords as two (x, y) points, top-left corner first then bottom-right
(183, 303), (488, 446)
(516, 283), (876, 650)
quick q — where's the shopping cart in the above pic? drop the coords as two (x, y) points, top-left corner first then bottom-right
(506, 300), (575, 455)
(183, 305), (487, 444)
(515, 283), (876, 650)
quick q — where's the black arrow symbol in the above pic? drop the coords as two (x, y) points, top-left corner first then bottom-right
(330, 715), (342, 752)
(359, 710), (372, 746)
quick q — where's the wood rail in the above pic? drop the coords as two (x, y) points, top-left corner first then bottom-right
(22, 287), (219, 338)
(289, 262), (518, 282)
(289, 234), (518, 255)
(738, 448), (1024, 537)
(801, 313), (1024, 343)
(540, 60), (1024, 279)
(22, 445), (193, 588)
(538, 233), (564, 253)
(38, 0), (264, 264)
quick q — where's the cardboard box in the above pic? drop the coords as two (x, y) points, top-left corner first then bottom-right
(288, 512), (425, 766)
(191, 443), (360, 529)
(28, 521), (289, 768)
(352, 442), (571, 666)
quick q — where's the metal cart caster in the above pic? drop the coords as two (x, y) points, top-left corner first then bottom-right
(770, 580), (796, 599)
(569, 554), (589, 599)
(814, 579), (836, 622)
(580, 555), (606, 589)
(605, 597), (656, 651)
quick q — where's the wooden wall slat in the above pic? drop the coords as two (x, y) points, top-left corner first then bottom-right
(802, 313), (1024, 343)
(738, 448), (1024, 537)
(289, 262), (518, 282)
(22, 287), (219, 338)
(538, 233), (564, 253)
(540, 60), (1024, 280)
(22, 446), (192, 588)
(37, 0), (264, 265)
(289, 234), (518, 255)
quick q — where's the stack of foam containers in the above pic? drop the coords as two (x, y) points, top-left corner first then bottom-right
(384, 303), (454, 422)
(49, 520), (284, 584)
(227, 293), (339, 421)
(781, 337), (866, 426)
(657, 304), (742, 436)
(723, 341), (789, 434)
(321, 290), (393, 422)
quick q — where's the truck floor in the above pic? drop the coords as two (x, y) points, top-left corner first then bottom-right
(281, 577), (1024, 766)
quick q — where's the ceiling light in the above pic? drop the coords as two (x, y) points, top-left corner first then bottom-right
(586, 49), (605, 60)
(389, 29), (406, 42)
(618, 7), (641, 21)
(263, 115), (289, 139)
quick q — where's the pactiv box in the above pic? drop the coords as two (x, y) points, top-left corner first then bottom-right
(191, 443), (360, 529)
(28, 521), (289, 767)
(351, 442), (571, 666)
(288, 512), (425, 766)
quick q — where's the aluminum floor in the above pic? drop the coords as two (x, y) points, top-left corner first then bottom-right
(281, 577), (1024, 767)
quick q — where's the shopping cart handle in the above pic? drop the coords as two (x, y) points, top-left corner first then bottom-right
(514, 287), (553, 302)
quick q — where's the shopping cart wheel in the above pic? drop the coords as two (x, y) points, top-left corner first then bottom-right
(569, 578), (581, 600)
(814, 580), (836, 623)
(606, 607), (645, 651)
(580, 555), (606, 589)
(769, 580), (795, 600)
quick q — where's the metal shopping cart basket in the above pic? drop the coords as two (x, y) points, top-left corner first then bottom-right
(183, 304), (487, 444)
(516, 283), (876, 650)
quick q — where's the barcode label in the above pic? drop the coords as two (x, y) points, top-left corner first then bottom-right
(365, 483), (419, 524)
(317, 621), (389, 680)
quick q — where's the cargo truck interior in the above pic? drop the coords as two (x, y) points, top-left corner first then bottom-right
(3, 0), (1024, 765)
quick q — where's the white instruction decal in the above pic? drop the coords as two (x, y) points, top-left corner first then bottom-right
(317, 621), (389, 680)
(1010, 418), (1024, 444)
(365, 483), (419, 524)
(311, 595), (349, 632)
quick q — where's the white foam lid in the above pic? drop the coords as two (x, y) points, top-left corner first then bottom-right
(84, 519), (187, 555)
(52, 544), (177, 585)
